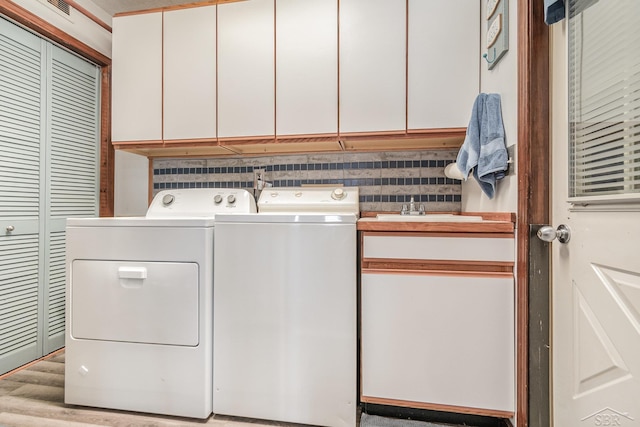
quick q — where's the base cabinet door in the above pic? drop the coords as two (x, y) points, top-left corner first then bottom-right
(361, 272), (515, 414)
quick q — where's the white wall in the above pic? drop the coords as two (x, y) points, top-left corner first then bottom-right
(10, 0), (112, 58)
(114, 151), (150, 216)
(461, 0), (518, 213)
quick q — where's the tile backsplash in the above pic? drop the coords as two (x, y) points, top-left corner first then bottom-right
(152, 150), (461, 212)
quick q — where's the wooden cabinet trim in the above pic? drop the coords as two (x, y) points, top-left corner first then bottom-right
(360, 396), (515, 420)
(362, 268), (513, 279)
(162, 138), (220, 146)
(114, 0), (245, 17)
(361, 231), (515, 239)
(360, 211), (516, 222)
(362, 258), (514, 274)
(112, 140), (164, 148)
(358, 222), (515, 233)
(116, 129), (466, 157)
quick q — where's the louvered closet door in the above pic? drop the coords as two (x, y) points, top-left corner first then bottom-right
(0, 18), (44, 373)
(0, 18), (100, 374)
(44, 46), (99, 353)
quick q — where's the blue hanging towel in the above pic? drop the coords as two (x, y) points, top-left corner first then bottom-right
(544, 0), (565, 25)
(456, 93), (508, 199)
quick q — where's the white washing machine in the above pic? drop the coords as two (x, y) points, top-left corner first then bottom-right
(213, 186), (359, 427)
(64, 188), (256, 419)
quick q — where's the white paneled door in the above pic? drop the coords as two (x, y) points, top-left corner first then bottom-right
(550, 4), (640, 426)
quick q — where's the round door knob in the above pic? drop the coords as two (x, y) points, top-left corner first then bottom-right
(162, 194), (175, 206)
(6, 225), (15, 232)
(227, 194), (236, 204)
(214, 195), (223, 204)
(331, 188), (346, 200)
(537, 224), (571, 244)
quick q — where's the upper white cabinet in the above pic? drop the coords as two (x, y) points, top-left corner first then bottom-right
(111, 1), (480, 152)
(163, 6), (217, 141)
(339, 0), (406, 134)
(217, 0), (275, 139)
(275, 0), (338, 136)
(408, 0), (479, 129)
(112, 12), (162, 142)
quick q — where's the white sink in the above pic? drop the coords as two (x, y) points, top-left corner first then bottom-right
(376, 213), (485, 222)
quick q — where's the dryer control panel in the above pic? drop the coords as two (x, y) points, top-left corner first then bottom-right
(146, 189), (257, 218)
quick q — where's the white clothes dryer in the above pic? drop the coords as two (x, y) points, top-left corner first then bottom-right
(65, 189), (256, 419)
(213, 187), (359, 427)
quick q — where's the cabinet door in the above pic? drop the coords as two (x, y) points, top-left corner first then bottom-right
(218, 0), (274, 138)
(276, 0), (337, 136)
(112, 12), (162, 142)
(361, 272), (515, 412)
(163, 6), (217, 141)
(339, 0), (406, 133)
(407, 0), (479, 129)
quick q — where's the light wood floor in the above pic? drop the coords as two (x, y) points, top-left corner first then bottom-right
(0, 350), (297, 427)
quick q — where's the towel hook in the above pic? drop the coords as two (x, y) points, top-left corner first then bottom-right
(483, 48), (497, 64)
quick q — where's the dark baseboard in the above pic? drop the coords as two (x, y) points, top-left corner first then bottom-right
(361, 403), (510, 427)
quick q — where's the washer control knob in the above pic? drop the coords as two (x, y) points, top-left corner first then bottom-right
(214, 194), (223, 204)
(227, 194), (236, 204)
(162, 194), (175, 206)
(331, 188), (346, 200)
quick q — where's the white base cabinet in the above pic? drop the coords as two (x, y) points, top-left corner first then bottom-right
(361, 272), (514, 412)
(360, 230), (515, 417)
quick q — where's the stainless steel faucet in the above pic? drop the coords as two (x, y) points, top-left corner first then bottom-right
(401, 196), (425, 215)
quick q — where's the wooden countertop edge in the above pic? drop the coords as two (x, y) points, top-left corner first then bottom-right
(357, 211), (515, 233)
(360, 211), (515, 221)
(357, 221), (515, 233)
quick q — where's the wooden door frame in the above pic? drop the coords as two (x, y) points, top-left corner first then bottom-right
(516, 1), (550, 427)
(0, 0), (114, 217)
